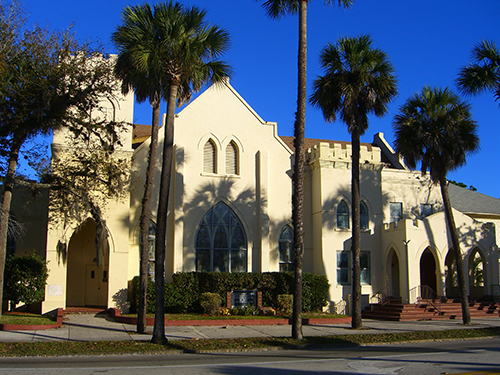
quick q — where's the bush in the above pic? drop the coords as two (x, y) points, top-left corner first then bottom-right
(277, 294), (293, 314)
(199, 292), (221, 315)
(128, 272), (329, 314)
(4, 253), (48, 310)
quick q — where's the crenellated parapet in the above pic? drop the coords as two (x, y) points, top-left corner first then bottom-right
(307, 141), (384, 171)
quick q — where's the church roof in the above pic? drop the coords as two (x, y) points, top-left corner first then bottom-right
(448, 183), (500, 216)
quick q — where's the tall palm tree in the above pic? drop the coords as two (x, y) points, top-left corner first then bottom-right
(257, 0), (353, 341)
(132, 1), (230, 345)
(310, 35), (397, 329)
(113, 3), (167, 335)
(393, 87), (478, 325)
(457, 40), (500, 105)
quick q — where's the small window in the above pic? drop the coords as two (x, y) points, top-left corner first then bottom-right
(279, 226), (294, 272)
(337, 251), (351, 285)
(390, 202), (402, 223)
(139, 220), (157, 281)
(225, 141), (239, 175)
(337, 200), (349, 229)
(203, 139), (217, 173)
(360, 202), (369, 230)
(360, 252), (371, 285)
(420, 204), (433, 218)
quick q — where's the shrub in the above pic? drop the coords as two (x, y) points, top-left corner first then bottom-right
(277, 294), (293, 314)
(4, 253), (48, 311)
(128, 271), (329, 314)
(199, 292), (221, 315)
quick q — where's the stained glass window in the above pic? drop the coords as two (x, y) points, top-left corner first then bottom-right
(195, 202), (247, 272)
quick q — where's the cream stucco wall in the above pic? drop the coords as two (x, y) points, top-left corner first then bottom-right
(128, 80), (293, 282)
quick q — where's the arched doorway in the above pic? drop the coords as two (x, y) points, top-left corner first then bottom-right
(388, 248), (400, 298)
(469, 248), (485, 298)
(420, 248), (437, 299)
(66, 219), (109, 307)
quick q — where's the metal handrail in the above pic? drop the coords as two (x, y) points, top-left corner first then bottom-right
(369, 285), (390, 310)
(413, 285), (441, 315)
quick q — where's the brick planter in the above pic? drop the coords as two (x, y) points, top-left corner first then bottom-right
(0, 308), (64, 331)
(109, 308), (350, 326)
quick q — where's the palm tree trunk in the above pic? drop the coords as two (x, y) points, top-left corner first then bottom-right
(439, 176), (471, 325)
(137, 98), (161, 334)
(151, 80), (178, 345)
(0, 139), (22, 317)
(291, 0), (307, 342)
(351, 128), (362, 329)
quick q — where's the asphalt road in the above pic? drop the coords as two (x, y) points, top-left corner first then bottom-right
(1, 337), (500, 374)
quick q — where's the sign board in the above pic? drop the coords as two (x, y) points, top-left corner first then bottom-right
(231, 289), (257, 308)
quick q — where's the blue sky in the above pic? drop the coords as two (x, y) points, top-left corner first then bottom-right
(25, 0), (500, 197)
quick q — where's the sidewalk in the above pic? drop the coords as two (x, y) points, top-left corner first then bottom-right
(0, 312), (499, 343)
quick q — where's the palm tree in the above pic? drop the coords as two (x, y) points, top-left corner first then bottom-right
(393, 87), (478, 326)
(113, 3), (167, 335)
(457, 40), (500, 105)
(129, 1), (230, 345)
(257, 0), (353, 341)
(310, 35), (397, 329)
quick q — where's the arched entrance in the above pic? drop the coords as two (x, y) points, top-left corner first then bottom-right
(388, 248), (400, 298)
(66, 219), (109, 307)
(469, 248), (485, 298)
(420, 248), (437, 299)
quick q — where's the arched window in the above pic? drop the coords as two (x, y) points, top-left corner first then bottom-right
(360, 201), (369, 230)
(279, 226), (294, 272)
(139, 220), (157, 280)
(195, 202), (247, 272)
(203, 139), (217, 173)
(225, 141), (239, 175)
(337, 200), (349, 229)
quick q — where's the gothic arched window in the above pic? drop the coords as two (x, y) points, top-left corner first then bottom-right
(279, 226), (294, 272)
(337, 200), (349, 229)
(195, 202), (247, 272)
(203, 139), (217, 173)
(225, 141), (239, 175)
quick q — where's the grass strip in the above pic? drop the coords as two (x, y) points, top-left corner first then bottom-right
(0, 314), (56, 325)
(0, 327), (499, 357)
(121, 313), (347, 321)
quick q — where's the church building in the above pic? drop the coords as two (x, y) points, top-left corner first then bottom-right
(9, 79), (500, 314)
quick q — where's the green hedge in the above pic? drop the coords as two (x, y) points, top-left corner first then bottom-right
(129, 272), (329, 314)
(4, 253), (49, 310)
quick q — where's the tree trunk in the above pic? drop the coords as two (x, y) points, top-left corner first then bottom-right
(0, 140), (22, 317)
(439, 176), (471, 325)
(151, 80), (178, 345)
(351, 128), (362, 329)
(137, 98), (161, 334)
(291, 0), (307, 341)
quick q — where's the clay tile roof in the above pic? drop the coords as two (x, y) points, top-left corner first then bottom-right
(133, 124), (152, 140)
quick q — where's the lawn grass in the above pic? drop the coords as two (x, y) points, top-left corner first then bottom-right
(0, 327), (499, 357)
(0, 313), (56, 325)
(121, 313), (348, 320)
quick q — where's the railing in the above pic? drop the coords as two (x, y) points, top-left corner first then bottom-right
(369, 286), (390, 310)
(330, 299), (347, 315)
(410, 285), (441, 315)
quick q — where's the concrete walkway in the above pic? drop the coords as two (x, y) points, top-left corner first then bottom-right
(1, 313), (500, 343)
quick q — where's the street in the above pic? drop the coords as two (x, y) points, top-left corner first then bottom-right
(0, 337), (500, 374)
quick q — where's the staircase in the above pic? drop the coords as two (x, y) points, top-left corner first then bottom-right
(362, 299), (500, 321)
